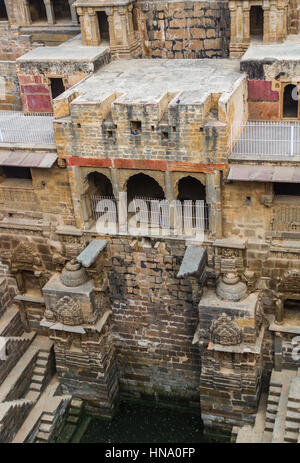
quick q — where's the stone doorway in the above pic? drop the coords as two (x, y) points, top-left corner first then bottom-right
(97, 11), (109, 41)
(29, 0), (47, 23)
(50, 78), (65, 100)
(0, 0), (8, 21)
(283, 84), (299, 118)
(53, 0), (72, 22)
(250, 6), (264, 40)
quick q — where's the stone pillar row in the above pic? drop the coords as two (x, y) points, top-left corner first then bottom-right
(21, 0), (78, 26)
(76, 3), (142, 58)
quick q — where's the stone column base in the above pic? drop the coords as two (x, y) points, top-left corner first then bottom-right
(110, 39), (142, 59)
(229, 42), (249, 58)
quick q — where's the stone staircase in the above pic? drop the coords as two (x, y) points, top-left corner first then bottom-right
(264, 378), (281, 435)
(27, 348), (54, 396)
(35, 391), (72, 443)
(0, 334), (56, 441)
(0, 398), (36, 443)
(0, 298), (75, 443)
(283, 374), (300, 443)
(12, 375), (72, 443)
(236, 368), (300, 443)
(55, 398), (84, 443)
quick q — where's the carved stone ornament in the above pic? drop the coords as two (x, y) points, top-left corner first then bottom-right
(52, 296), (83, 326)
(12, 241), (41, 266)
(61, 259), (89, 288)
(216, 271), (247, 302)
(210, 313), (243, 346)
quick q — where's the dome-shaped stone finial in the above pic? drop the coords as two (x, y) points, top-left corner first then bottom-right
(61, 258), (89, 287)
(216, 271), (247, 302)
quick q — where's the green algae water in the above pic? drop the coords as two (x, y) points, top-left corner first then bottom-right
(80, 402), (220, 443)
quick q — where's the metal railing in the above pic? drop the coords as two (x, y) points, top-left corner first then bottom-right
(230, 121), (300, 157)
(0, 111), (55, 145)
(90, 195), (209, 234)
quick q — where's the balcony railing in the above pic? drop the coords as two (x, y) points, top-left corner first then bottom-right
(230, 121), (300, 157)
(0, 111), (55, 145)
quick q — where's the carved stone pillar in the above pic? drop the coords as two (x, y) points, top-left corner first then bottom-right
(243, 4), (250, 44)
(229, 2), (237, 44)
(43, 0), (55, 25)
(78, 7), (100, 46)
(263, 4), (271, 42)
(22, 0), (32, 26)
(110, 168), (121, 200)
(68, 0), (78, 25)
(206, 171), (222, 239)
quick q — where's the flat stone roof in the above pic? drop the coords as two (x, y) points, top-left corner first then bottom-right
(67, 59), (243, 105)
(241, 35), (300, 62)
(17, 34), (109, 63)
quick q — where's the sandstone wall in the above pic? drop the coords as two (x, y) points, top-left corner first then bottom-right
(0, 24), (33, 60)
(222, 180), (272, 240)
(54, 98), (232, 165)
(108, 237), (202, 406)
(137, 0), (230, 59)
(0, 164), (75, 226)
(0, 277), (16, 316)
(0, 61), (22, 111)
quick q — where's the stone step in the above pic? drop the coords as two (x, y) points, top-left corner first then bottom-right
(36, 359), (48, 368)
(67, 415), (79, 424)
(38, 351), (50, 360)
(269, 386), (281, 397)
(286, 410), (300, 423)
(32, 375), (43, 384)
(39, 423), (53, 433)
(36, 431), (49, 442)
(25, 390), (39, 401)
(287, 401), (300, 411)
(34, 367), (46, 376)
(41, 413), (55, 424)
(265, 423), (276, 433)
(267, 395), (280, 406)
(266, 404), (278, 414)
(68, 407), (81, 416)
(269, 383), (282, 390)
(284, 431), (299, 443)
(30, 382), (42, 392)
(265, 411), (276, 423)
(285, 420), (299, 432)
(272, 379), (291, 443)
(70, 399), (83, 409)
